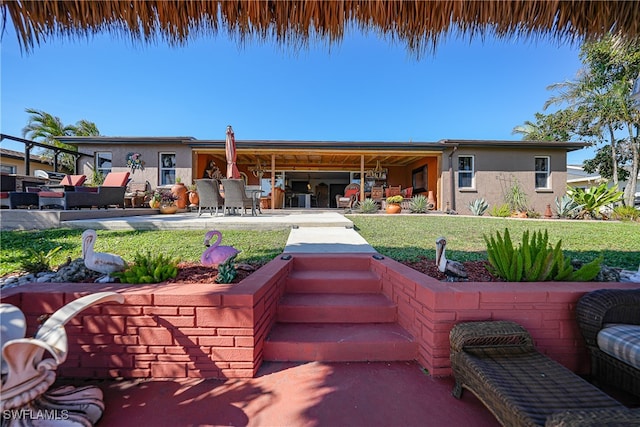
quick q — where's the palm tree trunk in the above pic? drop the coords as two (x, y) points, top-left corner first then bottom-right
(607, 124), (619, 186)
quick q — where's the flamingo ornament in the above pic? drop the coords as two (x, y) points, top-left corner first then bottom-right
(82, 229), (126, 281)
(201, 230), (240, 267)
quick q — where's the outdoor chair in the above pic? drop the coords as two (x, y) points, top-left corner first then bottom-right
(0, 173), (16, 208)
(336, 183), (360, 209)
(576, 288), (640, 397)
(39, 172), (129, 210)
(370, 186), (384, 204)
(195, 179), (225, 216)
(450, 320), (640, 427)
(221, 178), (256, 216)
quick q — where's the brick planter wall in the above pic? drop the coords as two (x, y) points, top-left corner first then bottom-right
(2, 253), (636, 380)
(371, 256), (638, 377)
(0, 256), (292, 380)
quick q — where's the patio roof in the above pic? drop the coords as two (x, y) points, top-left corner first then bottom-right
(4, 1), (639, 55)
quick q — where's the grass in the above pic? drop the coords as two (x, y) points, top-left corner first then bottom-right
(1, 215), (638, 276)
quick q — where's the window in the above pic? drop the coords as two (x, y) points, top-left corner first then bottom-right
(160, 153), (176, 185)
(0, 165), (16, 174)
(535, 156), (550, 189)
(458, 155), (474, 188)
(95, 152), (112, 176)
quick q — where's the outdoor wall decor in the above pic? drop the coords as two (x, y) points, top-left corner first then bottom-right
(126, 152), (144, 173)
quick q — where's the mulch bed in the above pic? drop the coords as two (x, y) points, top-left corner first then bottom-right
(167, 258), (502, 284)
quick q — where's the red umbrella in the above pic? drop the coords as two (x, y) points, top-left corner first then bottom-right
(225, 125), (240, 179)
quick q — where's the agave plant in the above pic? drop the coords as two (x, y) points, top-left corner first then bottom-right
(566, 183), (624, 219)
(358, 198), (379, 214)
(468, 198), (489, 216)
(555, 194), (582, 219)
(409, 195), (429, 213)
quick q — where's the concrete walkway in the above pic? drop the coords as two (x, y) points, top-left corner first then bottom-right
(285, 226), (377, 253)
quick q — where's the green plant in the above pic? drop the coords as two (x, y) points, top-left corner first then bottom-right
(113, 251), (179, 284)
(216, 255), (238, 283)
(555, 194), (582, 219)
(566, 183), (624, 219)
(358, 198), (379, 214)
(386, 195), (404, 204)
(409, 195), (429, 213)
(468, 198), (489, 216)
(489, 203), (511, 217)
(612, 205), (640, 221)
(20, 246), (62, 273)
(483, 228), (601, 282)
(90, 169), (105, 186)
(504, 179), (529, 213)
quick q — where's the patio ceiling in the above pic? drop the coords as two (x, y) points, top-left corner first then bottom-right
(5, 1), (639, 55)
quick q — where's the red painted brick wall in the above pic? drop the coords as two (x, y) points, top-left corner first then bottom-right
(1, 257), (291, 380)
(372, 256), (638, 377)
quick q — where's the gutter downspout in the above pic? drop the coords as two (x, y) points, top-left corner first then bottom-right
(448, 145), (458, 212)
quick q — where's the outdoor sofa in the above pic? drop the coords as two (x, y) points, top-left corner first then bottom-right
(576, 288), (640, 397)
(450, 320), (640, 426)
(39, 172), (130, 210)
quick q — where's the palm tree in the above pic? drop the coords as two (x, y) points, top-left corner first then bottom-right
(21, 108), (100, 173)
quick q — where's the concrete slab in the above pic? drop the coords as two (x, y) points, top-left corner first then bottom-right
(285, 227), (376, 253)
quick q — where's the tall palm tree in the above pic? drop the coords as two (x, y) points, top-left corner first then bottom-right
(21, 108), (100, 173)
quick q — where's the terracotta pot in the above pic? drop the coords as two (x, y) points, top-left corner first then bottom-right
(188, 191), (199, 207)
(159, 205), (178, 214)
(171, 182), (188, 209)
(427, 190), (436, 210)
(386, 204), (401, 214)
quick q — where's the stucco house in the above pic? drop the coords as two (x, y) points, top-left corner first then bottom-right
(57, 136), (587, 215)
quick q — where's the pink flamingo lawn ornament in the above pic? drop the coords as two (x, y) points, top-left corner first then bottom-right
(201, 230), (240, 267)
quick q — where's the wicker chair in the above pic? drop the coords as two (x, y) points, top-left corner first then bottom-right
(450, 320), (639, 427)
(335, 183), (360, 209)
(195, 179), (224, 216)
(576, 288), (640, 397)
(221, 179), (256, 216)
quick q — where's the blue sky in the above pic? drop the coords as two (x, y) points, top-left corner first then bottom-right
(2, 20), (591, 164)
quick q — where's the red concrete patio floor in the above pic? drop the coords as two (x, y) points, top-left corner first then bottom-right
(90, 361), (500, 427)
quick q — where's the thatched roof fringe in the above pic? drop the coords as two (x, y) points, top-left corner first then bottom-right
(3, 1), (639, 54)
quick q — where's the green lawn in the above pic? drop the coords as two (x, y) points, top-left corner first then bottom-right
(1, 216), (638, 276)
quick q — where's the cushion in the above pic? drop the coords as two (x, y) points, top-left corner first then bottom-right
(597, 324), (640, 370)
(60, 174), (87, 186)
(102, 172), (130, 187)
(0, 192), (8, 199)
(38, 191), (65, 198)
(403, 187), (413, 198)
(344, 189), (359, 198)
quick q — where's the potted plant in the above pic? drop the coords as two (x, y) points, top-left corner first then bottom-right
(385, 195), (403, 214)
(188, 183), (199, 207)
(171, 177), (188, 209)
(156, 189), (178, 214)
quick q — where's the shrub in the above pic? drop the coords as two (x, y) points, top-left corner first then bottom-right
(113, 251), (179, 284)
(612, 205), (640, 221)
(489, 203), (511, 217)
(566, 183), (624, 219)
(504, 179), (529, 213)
(358, 198), (379, 214)
(386, 195), (404, 204)
(483, 228), (601, 282)
(20, 246), (62, 273)
(409, 195), (429, 213)
(468, 198), (489, 216)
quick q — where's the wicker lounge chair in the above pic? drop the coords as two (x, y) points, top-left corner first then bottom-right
(336, 183), (359, 209)
(221, 179), (256, 216)
(450, 320), (640, 427)
(39, 172), (129, 209)
(576, 288), (640, 397)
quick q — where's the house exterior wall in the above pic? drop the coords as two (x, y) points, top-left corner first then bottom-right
(77, 144), (193, 188)
(440, 147), (568, 215)
(0, 153), (53, 175)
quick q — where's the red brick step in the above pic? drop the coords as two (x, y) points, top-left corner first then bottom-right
(277, 293), (397, 323)
(285, 270), (381, 293)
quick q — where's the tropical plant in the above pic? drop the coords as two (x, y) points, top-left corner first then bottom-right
(612, 205), (640, 221)
(112, 251), (179, 284)
(489, 203), (511, 217)
(21, 108), (100, 173)
(358, 198), (379, 214)
(483, 229), (601, 282)
(215, 256), (238, 284)
(468, 198), (489, 216)
(566, 183), (624, 219)
(20, 246), (62, 273)
(504, 179), (529, 213)
(409, 195), (429, 213)
(555, 194), (583, 219)
(152, 189), (177, 206)
(386, 195), (404, 204)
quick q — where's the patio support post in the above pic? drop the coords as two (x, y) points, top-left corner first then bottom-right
(271, 154), (276, 211)
(360, 155), (365, 201)
(24, 143), (33, 176)
(448, 145), (458, 212)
